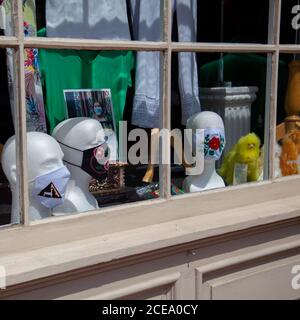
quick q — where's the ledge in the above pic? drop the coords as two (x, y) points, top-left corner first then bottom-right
(0, 178), (300, 287)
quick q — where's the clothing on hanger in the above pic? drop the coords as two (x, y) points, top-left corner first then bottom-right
(0, 1), (5, 32)
(1, 0), (47, 133)
(46, 0), (131, 40)
(45, 0), (133, 129)
(38, 29), (134, 133)
(0, 45), (14, 144)
(130, 0), (200, 128)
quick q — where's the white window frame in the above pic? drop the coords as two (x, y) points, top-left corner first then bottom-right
(0, 0), (299, 229)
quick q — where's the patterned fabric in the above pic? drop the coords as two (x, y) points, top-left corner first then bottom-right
(130, 0), (201, 128)
(46, 0), (131, 40)
(1, 0), (15, 126)
(204, 130), (225, 160)
(194, 128), (226, 161)
(1, 0), (47, 132)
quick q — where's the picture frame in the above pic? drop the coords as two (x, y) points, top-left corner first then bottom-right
(63, 89), (116, 132)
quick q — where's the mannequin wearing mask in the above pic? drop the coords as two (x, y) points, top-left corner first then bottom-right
(52, 117), (113, 214)
(1, 132), (70, 223)
(183, 111), (226, 193)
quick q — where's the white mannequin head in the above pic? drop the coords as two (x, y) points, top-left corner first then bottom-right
(52, 117), (118, 169)
(186, 111), (224, 133)
(52, 117), (108, 212)
(1, 132), (65, 223)
(184, 111), (225, 193)
(52, 117), (106, 157)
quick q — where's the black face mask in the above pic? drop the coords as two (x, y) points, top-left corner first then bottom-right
(57, 141), (111, 181)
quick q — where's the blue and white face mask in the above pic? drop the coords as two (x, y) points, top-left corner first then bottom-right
(193, 128), (226, 161)
(31, 166), (71, 209)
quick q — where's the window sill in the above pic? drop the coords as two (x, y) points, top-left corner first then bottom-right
(0, 177), (300, 287)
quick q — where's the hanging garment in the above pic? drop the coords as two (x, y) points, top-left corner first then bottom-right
(0, 40), (14, 144)
(130, 0), (200, 128)
(1, 0), (47, 133)
(45, 0), (132, 126)
(0, 1), (5, 32)
(1, 0), (15, 132)
(38, 29), (134, 133)
(46, 0), (131, 40)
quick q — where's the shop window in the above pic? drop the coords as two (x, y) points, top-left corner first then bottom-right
(171, 52), (269, 194)
(24, 47), (163, 221)
(0, 0), (299, 226)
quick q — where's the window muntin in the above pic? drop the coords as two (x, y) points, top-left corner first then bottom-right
(24, 46), (164, 222)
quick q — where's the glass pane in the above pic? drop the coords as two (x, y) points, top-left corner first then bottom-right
(0, 47), (18, 226)
(281, 0), (300, 44)
(0, 0), (14, 37)
(25, 48), (162, 221)
(31, 0), (165, 41)
(276, 53), (300, 178)
(171, 51), (268, 195)
(174, 0), (269, 43)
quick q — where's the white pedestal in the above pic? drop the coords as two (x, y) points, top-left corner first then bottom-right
(200, 86), (258, 154)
